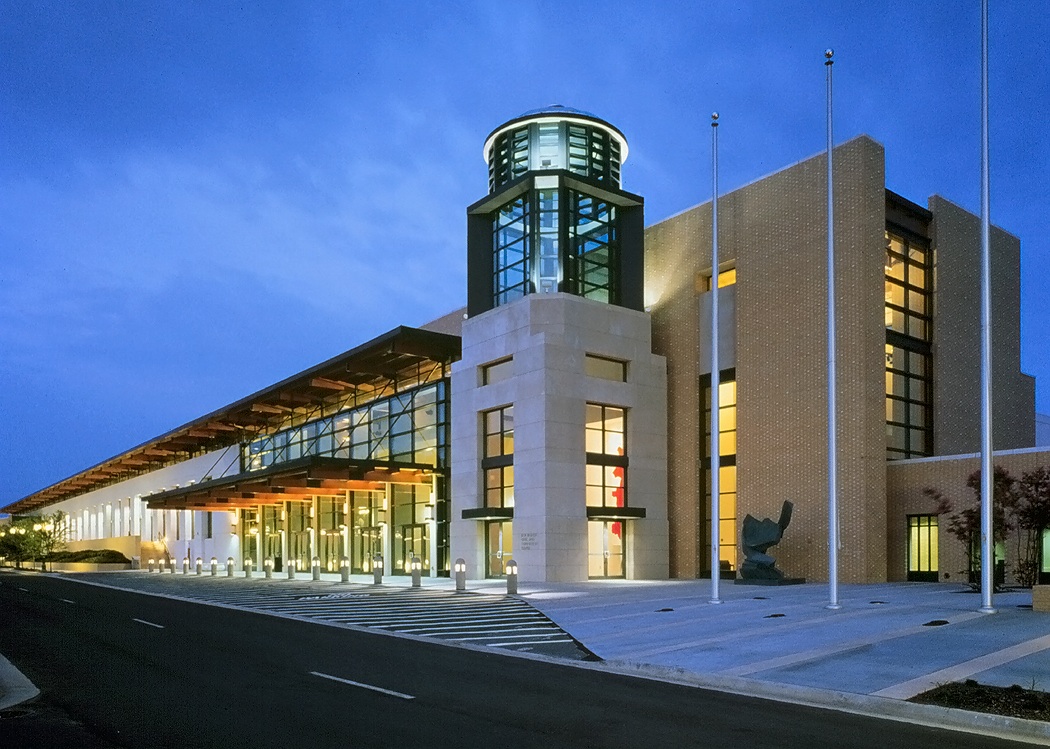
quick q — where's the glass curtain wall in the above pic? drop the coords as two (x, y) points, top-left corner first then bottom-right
(392, 485), (431, 575)
(318, 497), (346, 571)
(350, 490), (386, 574)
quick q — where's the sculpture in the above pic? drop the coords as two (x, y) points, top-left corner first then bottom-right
(737, 500), (803, 584)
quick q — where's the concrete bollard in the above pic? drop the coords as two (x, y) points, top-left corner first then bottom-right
(505, 559), (518, 595)
(244, 558), (253, 579)
(227, 557), (235, 577)
(210, 557), (218, 576)
(372, 554), (383, 585)
(195, 557), (203, 576)
(264, 558), (273, 579)
(148, 558), (156, 573)
(312, 556), (321, 581)
(454, 558), (466, 592)
(287, 559), (296, 580)
(183, 558), (190, 575)
(411, 556), (422, 588)
(168, 559), (176, 574)
(339, 557), (350, 583)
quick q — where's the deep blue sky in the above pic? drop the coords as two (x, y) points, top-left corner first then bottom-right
(2, 1), (1047, 504)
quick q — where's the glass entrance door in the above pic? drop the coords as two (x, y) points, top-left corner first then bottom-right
(588, 521), (625, 578)
(351, 526), (383, 574)
(486, 521), (513, 577)
(398, 523), (430, 575)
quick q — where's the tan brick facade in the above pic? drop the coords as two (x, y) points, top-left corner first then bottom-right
(646, 136), (888, 582)
(887, 448), (1050, 585)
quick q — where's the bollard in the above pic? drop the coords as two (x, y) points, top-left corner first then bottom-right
(183, 558), (190, 575)
(372, 554), (383, 585)
(411, 556), (422, 588)
(168, 559), (176, 574)
(287, 559), (296, 580)
(312, 556), (321, 581)
(244, 558), (254, 579)
(210, 557), (218, 576)
(264, 557), (273, 579)
(227, 557), (235, 577)
(454, 558), (466, 592)
(340, 557), (350, 583)
(148, 558), (156, 573)
(195, 557), (203, 576)
(505, 558), (518, 595)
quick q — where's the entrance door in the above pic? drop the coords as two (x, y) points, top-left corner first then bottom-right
(588, 521), (625, 579)
(399, 523), (430, 575)
(1040, 529), (1050, 585)
(486, 521), (513, 577)
(907, 514), (938, 582)
(351, 526), (383, 574)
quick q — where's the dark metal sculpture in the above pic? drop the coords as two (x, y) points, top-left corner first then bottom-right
(738, 500), (803, 584)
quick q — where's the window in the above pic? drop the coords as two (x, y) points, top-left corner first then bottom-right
(570, 190), (618, 303)
(885, 229), (931, 459)
(205, 512), (213, 539)
(907, 514), (938, 582)
(702, 372), (737, 573)
(585, 404), (627, 508)
(244, 381), (449, 471)
(482, 358), (513, 385)
(493, 195), (531, 305)
(482, 406), (514, 508)
(585, 354), (627, 382)
(700, 267), (737, 292)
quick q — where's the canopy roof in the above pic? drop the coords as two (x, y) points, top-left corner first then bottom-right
(3, 326), (459, 516)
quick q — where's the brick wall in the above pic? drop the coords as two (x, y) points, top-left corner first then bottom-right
(647, 136), (888, 582)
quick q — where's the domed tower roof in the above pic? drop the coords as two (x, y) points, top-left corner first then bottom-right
(482, 105), (629, 165)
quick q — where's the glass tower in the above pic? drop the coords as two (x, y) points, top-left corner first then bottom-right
(466, 106), (645, 317)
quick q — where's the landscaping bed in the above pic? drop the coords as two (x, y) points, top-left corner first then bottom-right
(910, 679), (1050, 722)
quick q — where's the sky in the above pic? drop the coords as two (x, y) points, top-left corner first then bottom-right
(1, 1), (1048, 505)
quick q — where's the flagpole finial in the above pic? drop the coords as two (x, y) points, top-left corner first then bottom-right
(825, 48), (834, 65)
(711, 112), (719, 127)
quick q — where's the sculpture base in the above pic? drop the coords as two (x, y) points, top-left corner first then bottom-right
(734, 577), (806, 586)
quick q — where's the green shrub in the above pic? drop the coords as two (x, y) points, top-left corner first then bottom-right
(45, 549), (131, 564)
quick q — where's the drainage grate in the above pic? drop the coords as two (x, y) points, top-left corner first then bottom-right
(764, 613), (785, 618)
(923, 619), (949, 627)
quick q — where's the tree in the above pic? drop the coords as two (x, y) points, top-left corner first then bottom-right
(0, 519), (39, 569)
(1014, 467), (1050, 587)
(931, 466), (1018, 587)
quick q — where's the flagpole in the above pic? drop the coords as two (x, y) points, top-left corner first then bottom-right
(709, 112), (723, 605)
(978, 0), (996, 615)
(825, 49), (841, 610)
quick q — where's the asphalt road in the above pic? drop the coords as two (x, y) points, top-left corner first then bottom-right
(0, 572), (1031, 748)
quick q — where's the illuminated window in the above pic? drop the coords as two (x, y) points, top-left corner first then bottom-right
(907, 514), (938, 582)
(482, 406), (514, 508)
(885, 229), (931, 459)
(701, 267), (737, 292)
(585, 404), (627, 508)
(493, 195), (531, 305)
(570, 191), (619, 303)
(702, 371), (737, 572)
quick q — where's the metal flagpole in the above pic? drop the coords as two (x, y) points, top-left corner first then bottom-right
(709, 112), (723, 605)
(825, 49), (841, 610)
(978, 0), (996, 615)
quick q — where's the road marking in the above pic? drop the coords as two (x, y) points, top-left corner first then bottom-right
(132, 618), (165, 629)
(309, 671), (415, 700)
(60, 599), (76, 604)
(18, 587), (28, 592)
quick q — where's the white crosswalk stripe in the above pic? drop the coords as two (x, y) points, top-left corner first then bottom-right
(79, 573), (595, 660)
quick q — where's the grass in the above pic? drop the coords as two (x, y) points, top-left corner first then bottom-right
(909, 679), (1050, 722)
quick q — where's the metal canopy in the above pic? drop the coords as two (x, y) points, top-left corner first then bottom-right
(3, 326), (459, 515)
(142, 456), (435, 511)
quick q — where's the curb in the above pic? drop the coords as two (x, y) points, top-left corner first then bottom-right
(0, 652), (39, 712)
(597, 659), (1050, 746)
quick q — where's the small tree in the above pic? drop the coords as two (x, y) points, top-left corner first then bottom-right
(1015, 467), (1050, 587)
(930, 466), (1017, 586)
(34, 511), (68, 571)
